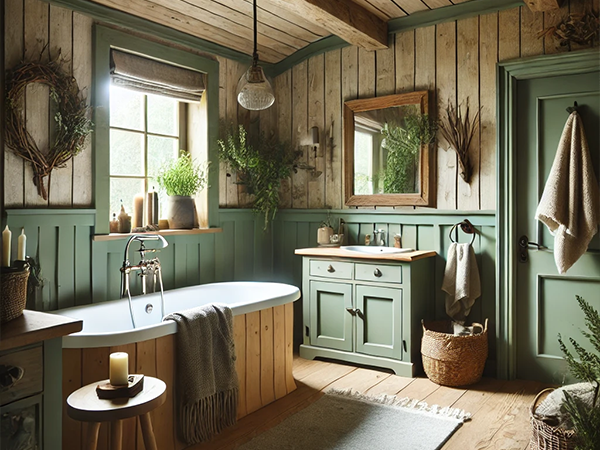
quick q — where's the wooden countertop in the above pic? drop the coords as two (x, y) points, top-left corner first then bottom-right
(1, 310), (83, 352)
(294, 247), (436, 262)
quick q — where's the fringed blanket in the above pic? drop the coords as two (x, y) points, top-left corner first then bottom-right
(164, 304), (238, 444)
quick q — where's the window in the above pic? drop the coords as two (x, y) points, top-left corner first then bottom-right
(109, 86), (183, 218)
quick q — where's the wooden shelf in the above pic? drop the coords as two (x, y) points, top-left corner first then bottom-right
(0, 310), (83, 352)
(93, 227), (223, 242)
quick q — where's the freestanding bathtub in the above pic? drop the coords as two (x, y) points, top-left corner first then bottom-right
(56, 281), (300, 450)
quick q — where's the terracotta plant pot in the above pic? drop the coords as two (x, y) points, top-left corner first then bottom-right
(165, 195), (195, 229)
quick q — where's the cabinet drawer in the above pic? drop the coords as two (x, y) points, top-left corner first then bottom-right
(0, 346), (43, 406)
(309, 260), (353, 279)
(355, 263), (402, 284)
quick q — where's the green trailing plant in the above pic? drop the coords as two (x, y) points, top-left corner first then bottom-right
(155, 151), (208, 197)
(380, 113), (436, 194)
(218, 124), (301, 229)
(558, 295), (600, 450)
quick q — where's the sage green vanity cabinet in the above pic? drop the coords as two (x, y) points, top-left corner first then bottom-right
(297, 249), (435, 377)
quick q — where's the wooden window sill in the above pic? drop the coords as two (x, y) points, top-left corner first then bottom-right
(93, 228), (222, 241)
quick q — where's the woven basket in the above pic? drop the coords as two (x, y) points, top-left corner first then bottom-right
(529, 388), (577, 450)
(421, 318), (488, 387)
(1, 268), (29, 323)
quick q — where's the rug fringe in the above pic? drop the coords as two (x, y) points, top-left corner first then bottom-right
(326, 388), (472, 422)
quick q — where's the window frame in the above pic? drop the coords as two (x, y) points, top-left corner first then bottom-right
(93, 25), (219, 234)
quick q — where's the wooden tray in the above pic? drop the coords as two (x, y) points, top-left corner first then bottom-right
(96, 374), (144, 399)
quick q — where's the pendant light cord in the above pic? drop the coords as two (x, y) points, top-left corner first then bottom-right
(253, 0), (258, 61)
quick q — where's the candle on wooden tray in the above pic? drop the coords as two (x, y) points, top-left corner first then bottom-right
(17, 228), (26, 261)
(146, 188), (159, 226)
(109, 352), (129, 386)
(132, 194), (144, 229)
(2, 225), (12, 267)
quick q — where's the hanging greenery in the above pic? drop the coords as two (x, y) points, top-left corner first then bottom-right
(218, 124), (302, 229)
(5, 55), (93, 200)
(380, 113), (436, 194)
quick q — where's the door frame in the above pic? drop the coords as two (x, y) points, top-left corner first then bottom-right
(496, 49), (600, 380)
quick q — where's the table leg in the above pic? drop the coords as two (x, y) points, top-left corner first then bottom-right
(111, 419), (123, 450)
(139, 412), (158, 450)
(85, 422), (101, 450)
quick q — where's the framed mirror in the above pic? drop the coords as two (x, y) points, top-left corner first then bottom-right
(344, 91), (434, 207)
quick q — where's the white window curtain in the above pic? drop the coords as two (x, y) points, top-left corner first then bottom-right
(110, 49), (206, 102)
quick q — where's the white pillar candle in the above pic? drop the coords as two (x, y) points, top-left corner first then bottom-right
(2, 225), (11, 267)
(17, 228), (26, 261)
(132, 194), (144, 229)
(109, 352), (129, 386)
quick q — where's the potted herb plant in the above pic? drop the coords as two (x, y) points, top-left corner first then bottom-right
(156, 151), (208, 229)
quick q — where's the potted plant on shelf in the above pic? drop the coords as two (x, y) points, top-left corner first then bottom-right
(156, 151), (208, 229)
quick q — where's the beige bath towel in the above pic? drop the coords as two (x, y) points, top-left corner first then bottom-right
(442, 243), (481, 321)
(535, 111), (600, 274)
(164, 304), (238, 444)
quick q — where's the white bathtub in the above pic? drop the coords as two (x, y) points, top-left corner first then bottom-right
(55, 281), (300, 348)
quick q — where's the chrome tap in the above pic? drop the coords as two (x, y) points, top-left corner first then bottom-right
(372, 229), (386, 246)
(120, 234), (168, 327)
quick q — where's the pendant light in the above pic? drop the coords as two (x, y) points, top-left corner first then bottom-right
(237, 0), (275, 110)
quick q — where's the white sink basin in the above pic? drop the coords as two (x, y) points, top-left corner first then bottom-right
(341, 246), (414, 254)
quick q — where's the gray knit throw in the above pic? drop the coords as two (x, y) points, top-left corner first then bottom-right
(164, 304), (238, 444)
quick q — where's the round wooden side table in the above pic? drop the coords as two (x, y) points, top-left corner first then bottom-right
(66, 376), (167, 450)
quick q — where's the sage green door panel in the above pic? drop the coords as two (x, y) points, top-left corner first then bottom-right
(516, 69), (600, 383)
(309, 281), (353, 352)
(355, 285), (402, 360)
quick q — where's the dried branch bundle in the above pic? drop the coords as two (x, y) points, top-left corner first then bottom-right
(5, 56), (92, 200)
(538, 11), (599, 47)
(439, 101), (481, 184)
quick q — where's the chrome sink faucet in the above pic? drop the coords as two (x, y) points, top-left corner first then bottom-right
(372, 229), (386, 246)
(120, 234), (168, 327)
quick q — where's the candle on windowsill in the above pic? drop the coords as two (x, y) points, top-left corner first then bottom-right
(109, 352), (129, 386)
(2, 225), (12, 267)
(132, 194), (144, 229)
(146, 187), (159, 226)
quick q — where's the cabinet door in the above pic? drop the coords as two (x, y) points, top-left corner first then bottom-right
(309, 281), (353, 352)
(355, 285), (402, 360)
(0, 395), (41, 450)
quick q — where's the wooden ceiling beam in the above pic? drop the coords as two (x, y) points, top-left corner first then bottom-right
(267, 0), (389, 50)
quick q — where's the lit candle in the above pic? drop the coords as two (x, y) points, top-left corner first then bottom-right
(2, 225), (11, 267)
(132, 194), (144, 229)
(17, 228), (26, 261)
(109, 352), (129, 386)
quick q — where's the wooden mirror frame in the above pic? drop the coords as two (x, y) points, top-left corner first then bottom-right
(344, 91), (434, 207)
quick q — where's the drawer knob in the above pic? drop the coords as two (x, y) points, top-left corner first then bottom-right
(0, 365), (24, 391)
(327, 265), (335, 273)
(374, 268), (382, 278)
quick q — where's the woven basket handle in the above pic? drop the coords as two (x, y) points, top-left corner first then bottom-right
(530, 387), (555, 417)
(472, 318), (489, 335)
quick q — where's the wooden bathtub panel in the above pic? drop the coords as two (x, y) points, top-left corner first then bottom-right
(233, 314), (247, 418)
(260, 308), (275, 406)
(62, 348), (82, 450)
(273, 305), (287, 399)
(110, 343), (137, 450)
(284, 303), (296, 393)
(62, 307), (296, 450)
(245, 311), (262, 414)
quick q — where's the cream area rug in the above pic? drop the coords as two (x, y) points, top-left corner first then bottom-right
(239, 389), (471, 450)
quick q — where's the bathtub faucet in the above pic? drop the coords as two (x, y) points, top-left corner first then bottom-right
(120, 234), (168, 328)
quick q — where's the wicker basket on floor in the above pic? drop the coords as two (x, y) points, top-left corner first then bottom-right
(421, 319), (488, 387)
(529, 388), (577, 450)
(1, 267), (29, 323)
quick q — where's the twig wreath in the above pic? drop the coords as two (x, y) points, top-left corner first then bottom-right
(5, 55), (92, 200)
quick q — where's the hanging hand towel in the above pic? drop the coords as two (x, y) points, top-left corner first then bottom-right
(535, 111), (600, 274)
(164, 304), (238, 444)
(442, 243), (481, 321)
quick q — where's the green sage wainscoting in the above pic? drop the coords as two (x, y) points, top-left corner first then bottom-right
(5, 208), (496, 371)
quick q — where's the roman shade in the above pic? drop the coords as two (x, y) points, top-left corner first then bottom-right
(110, 49), (206, 102)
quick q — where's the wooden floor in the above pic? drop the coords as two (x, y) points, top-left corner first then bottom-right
(191, 356), (552, 450)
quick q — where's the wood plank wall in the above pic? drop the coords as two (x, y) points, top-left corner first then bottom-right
(221, 0), (598, 212)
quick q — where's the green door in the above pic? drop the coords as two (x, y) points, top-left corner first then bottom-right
(355, 285), (402, 360)
(516, 70), (600, 383)
(309, 281), (353, 352)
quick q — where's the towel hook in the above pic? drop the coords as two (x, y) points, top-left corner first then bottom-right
(449, 219), (476, 245)
(566, 101), (578, 114)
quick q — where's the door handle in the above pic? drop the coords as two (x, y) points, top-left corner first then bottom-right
(346, 307), (356, 316)
(518, 235), (546, 263)
(355, 309), (365, 320)
(0, 365), (25, 391)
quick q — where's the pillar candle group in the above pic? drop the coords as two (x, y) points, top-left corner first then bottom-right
(1, 226), (26, 268)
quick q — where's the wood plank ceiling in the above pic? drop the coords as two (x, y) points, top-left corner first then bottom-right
(88, 0), (465, 63)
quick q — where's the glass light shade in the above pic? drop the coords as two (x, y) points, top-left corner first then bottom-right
(236, 64), (275, 111)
